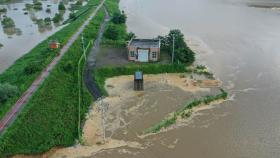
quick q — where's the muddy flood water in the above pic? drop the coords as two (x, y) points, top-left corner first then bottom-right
(95, 0), (280, 157)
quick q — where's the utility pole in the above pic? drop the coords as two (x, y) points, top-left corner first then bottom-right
(97, 97), (109, 143)
(172, 34), (175, 64)
(81, 34), (86, 60)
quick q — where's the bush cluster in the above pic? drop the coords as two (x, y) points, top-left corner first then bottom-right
(53, 13), (63, 23)
(1, 17), (15, 28)
(111, 12), (126, 24)
(0, 83), (19, 104)
(58, 2), (66, 11)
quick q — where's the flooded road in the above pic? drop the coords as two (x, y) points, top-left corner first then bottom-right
(0, 0), (72, 73)
(91, 0), (280, 157)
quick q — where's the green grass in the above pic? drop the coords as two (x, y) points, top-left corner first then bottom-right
(144, 89), (228, 134)
(93, 64), (189, 96)
(0, 4), (105, 158)
(0, 0), (101, 120)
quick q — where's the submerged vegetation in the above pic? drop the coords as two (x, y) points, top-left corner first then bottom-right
(0, 43), (3, 48)
(1, 17), (15, 28)
(145, 89), (228, 134)
(0, 8), (7, 14)
(52, 13), (63, 23)
(0, 5), (105, 157)
(58, 1), (66, 11)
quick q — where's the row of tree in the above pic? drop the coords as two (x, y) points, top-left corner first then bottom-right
(158, 29), (195, 64)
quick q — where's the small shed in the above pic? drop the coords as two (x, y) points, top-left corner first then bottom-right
(128, 39), (161, 62)
(49, 40), (60, 49)
(134, 71), (143, 91)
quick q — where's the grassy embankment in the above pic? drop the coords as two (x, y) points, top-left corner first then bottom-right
(0, 0), (101, 119)
(0, 5), (105, 158)
(144, 89), (228, 134)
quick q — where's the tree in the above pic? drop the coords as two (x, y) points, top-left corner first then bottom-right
(159, 29), (195, 64)
(104, 25), (120, 40)
(53, 13), (63, 23)
(112, 12), (127, 24)
(175, 48), (195, 64)
(1, 17), (15, 28)
(0, 83), (19, 104)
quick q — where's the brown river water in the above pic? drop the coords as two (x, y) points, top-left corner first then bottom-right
(94, 0), (280, 157)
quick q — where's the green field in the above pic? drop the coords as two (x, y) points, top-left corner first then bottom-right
(0, 0), (101, 120)
(0, 4), (105, 157)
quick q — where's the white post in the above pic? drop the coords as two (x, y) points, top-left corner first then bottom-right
(172, 35), (175, 64)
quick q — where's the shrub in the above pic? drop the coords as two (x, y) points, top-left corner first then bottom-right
(25, 3), (33, 10)
(1, 17), (15, 28)
(58, 2), (66, 11)
(0, 83), (19, 104)
(33, 2), (42, 10)
(24, 62), (41, 75)
(44, 17), (52, 25)
(53, 13), (63, 23)
(111, 12), (126, 24)
(0, 8), (7, 14)
(63, 61), (74, 72)
(46, 8), (51, 13)
(104, 24), (120, 40)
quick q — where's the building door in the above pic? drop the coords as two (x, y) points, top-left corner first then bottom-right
(138, 49), (149, 62)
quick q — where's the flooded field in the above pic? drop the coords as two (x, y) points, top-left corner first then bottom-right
(0, 0), (75, 73)
(114, 0), (280, 157)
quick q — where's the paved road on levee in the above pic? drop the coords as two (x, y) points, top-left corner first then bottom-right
(0, 0), (105, 134)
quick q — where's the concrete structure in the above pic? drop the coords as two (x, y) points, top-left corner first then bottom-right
(134, 71), (143, 91)
(128, 39), (160, 62)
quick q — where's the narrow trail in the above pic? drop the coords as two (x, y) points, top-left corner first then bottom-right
(0, 0), (105, 134)
(84, 6), (110, 99)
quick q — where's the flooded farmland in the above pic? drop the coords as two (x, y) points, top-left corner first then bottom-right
(0, 0), (74, 73)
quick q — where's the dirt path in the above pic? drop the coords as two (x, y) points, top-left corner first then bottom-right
(84, 6), (110, 99)
(0, 0), (105, 134)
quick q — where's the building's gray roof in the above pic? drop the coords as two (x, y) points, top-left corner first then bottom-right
(129, 39), (160, 48)
(134, 71), (143, 80)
